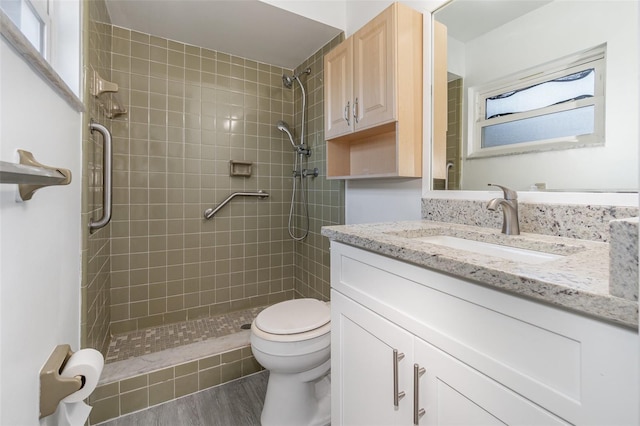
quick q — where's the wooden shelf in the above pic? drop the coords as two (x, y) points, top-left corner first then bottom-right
(328, 122), (397, 178)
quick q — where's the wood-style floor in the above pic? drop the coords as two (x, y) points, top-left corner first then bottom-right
(98, 371), (268, 426)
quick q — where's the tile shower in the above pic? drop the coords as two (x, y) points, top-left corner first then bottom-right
(81, 0), (344, 422)
(107, 27), (300, 335)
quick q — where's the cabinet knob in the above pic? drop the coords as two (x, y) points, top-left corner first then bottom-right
(393, 349), (405, 407)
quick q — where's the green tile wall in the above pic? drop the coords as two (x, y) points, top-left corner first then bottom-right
(107, 26), (297, 334)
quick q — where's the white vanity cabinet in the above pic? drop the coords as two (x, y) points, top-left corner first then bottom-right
(333, 293), (567, 425)
(330, 242), (638, 425)
(334, 292), (414, 425)
(414, 337), (566, 425)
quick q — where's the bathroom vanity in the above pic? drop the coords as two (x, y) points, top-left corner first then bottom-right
(324, 222), (638, 425)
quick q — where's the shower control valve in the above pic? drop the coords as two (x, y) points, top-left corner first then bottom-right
(302, 168), (319, 178)
(296, 146), (312, 156)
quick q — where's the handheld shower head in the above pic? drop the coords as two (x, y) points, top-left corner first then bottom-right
(276, 120), (296, 148)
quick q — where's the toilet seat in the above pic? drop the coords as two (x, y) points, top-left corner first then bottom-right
(252, 299), (331, 342)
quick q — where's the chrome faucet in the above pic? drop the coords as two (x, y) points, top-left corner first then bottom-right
(487, 184), (520, 235)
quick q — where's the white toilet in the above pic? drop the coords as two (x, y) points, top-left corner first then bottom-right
(250, 298), (331, 426)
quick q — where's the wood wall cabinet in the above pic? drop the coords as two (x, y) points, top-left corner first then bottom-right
(330, 242), (638, 425)
(324, 2), (423, 179)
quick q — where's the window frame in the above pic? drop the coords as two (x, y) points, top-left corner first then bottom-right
(30, 0), (51, 59)
(0, 0), (82, 109)
(467, 46), (606, 159)
(1, 0), (52, 58)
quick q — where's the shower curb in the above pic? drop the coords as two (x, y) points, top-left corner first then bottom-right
(88, 342), (262, 425)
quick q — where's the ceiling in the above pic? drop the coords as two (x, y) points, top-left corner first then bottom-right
(435, 0), (553, 43)
(104, 0), (556, 70)
(105, 0), (343, 70)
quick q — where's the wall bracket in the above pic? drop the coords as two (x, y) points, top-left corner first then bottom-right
(15, 150), (71, 200)
(90, 67), (127, 119)
(0, 150), (71, 200)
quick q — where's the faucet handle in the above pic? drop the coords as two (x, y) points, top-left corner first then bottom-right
(487, 183), (518, 200)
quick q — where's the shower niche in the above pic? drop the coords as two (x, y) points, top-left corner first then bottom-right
(324, 2), (423, 179)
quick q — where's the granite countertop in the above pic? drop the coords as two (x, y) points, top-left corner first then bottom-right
(322, 220), (638, 328)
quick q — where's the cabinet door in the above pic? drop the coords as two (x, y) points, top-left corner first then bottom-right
(324, 38), (353, 139)
(332, 290), (413, 426)
(353, 4), (396, 131)
(413, 338), (569, 426)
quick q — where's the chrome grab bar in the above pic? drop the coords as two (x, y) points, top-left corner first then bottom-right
(204, 190), (269, 220)
(445, 161), (454, 190)
(89, 121), (112, 233)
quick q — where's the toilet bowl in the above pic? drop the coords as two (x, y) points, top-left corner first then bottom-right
(250, 298), (331, 426)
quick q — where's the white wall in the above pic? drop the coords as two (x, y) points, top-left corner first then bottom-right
(0, 28), (82, 426)
(446, 35), (464, 78)
(457, 0), (638, 192)
(345, 179), (423, 223)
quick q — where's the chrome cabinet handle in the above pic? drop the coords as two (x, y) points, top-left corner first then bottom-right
(393, 349), (406, 407)
(89, 121), (112, 233)
(353, 97), (359, 123)
(413, 364), (426, 425)
(344, 101), (351, 126)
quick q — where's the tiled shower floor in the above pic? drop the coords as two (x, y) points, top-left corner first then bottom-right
(105, 307), (264, 363)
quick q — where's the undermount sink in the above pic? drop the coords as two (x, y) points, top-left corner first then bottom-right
(417, 235), (565, 264)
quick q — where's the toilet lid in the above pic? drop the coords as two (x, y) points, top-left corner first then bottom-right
(254, 299), (330, 335)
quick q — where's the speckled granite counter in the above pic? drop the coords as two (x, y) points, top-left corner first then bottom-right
(322, 220), (638, 328)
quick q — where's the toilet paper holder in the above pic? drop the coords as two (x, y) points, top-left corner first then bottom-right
(39, 345), (84, 419)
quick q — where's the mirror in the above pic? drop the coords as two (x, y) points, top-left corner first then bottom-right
(432, 0), (638, 192)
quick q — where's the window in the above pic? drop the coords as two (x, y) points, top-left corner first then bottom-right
(1, 0), (81, 101)
(1, 0), (50, 57)
(468, 46), (605, 158)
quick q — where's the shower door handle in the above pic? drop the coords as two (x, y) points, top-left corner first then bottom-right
(89, 121), (113, 233)
(344, 101), (351, 126)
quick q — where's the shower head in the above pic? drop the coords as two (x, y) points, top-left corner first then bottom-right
(282, 67), (311, 88)
(282, 74), (294, 89)
(276, 120), (296, 148)
(276, 120), (291, 135)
